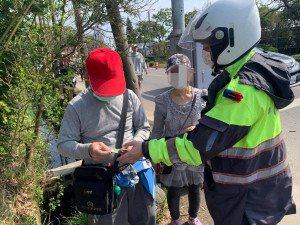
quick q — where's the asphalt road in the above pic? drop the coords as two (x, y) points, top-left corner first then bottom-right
(278, 85), (300, 225)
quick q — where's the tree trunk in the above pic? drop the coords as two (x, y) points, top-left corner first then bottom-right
(25, 94), (44, 166)
(105, 1), (141, 100)
(71, 0), (89, 87)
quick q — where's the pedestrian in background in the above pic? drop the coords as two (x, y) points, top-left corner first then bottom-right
(131, 44), (148, 90)
(80, 67), (84, 81)
(152, 54), (207, 225)
(72, 76), (76, 88)
(57, 48), (156, 225)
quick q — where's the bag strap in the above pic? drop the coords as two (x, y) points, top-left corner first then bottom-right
(82, 89), (128, 168)
(179, 93), (196, 132)
(116, 89), (128, 148)
(114, 89), (128, 170)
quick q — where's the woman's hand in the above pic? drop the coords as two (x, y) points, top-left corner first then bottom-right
(181, 125), (196, 133)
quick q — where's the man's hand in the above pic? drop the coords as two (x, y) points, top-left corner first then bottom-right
(88, 142), (111, 161)
(117, 140), (143, 164)
(181, 125), (196, 133)
(145, 71), (148, 75)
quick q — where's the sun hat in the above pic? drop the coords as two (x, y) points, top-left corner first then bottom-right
(166, 54), (191, 70)
(86, 48), (125, 97)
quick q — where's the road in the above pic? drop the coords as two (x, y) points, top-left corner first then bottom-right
(278, 85), (300, 225)
(141, 69), (300, 224)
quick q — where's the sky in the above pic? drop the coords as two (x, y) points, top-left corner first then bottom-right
(99, 0), (219, 46)
(138, 0), (218, 22)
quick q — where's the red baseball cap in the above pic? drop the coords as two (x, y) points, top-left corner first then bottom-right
(86, 48), (126, 97)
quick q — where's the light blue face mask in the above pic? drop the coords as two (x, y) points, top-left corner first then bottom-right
(93, 93), (117, 101)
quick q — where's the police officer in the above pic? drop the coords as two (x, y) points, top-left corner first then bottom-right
(118, 0), (296, 224)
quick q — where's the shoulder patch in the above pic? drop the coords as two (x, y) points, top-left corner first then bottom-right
(223, 89), (243, 103)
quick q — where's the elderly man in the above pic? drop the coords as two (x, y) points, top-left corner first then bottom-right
(57, 48), (156, 225)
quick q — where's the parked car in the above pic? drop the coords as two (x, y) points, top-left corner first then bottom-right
(255, 48), (300, 86)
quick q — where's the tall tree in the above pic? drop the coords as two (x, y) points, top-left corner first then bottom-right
(126, 17), (136, 44)
(105, 0), (141, 100)
(152, 8), (172, 41)
(185, 9), (198, 27)
(264, 0), (300, 21)
(258, 2), (300, 54)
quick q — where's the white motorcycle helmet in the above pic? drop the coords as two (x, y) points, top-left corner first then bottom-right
(179, 0), (261, 71)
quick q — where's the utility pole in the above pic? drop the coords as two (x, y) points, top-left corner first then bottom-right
(169, 0), (185, 55)
(148, 9), (155, 56)
(169, 0), (196, 83)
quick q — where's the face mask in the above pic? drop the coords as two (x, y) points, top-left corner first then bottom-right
(202, 50), (214, 68)
(93, 93), (116, 101)
(166, 65), (189, 89)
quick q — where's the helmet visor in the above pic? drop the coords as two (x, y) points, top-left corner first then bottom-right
(178, 11), (203, 50)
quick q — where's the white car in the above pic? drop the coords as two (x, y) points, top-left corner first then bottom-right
(255, 48), (300, 87)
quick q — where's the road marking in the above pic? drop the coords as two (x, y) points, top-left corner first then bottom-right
(280, 97), (300, 112)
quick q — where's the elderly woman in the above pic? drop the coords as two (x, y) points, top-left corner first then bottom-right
(151, 54), (207, 225)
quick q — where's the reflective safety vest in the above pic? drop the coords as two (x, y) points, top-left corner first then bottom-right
(147, 50), (296, 224)
(204, 50), (287, 185)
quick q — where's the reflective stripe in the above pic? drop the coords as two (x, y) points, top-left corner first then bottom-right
(205, 130), (219, 152)
(166, 138), (182, 164)
(212, 156), (289, 185)
(217, 132), (283, 159)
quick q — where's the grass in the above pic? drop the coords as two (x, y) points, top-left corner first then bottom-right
(156, 187), (168, 224)
(62, 210), (88, 225)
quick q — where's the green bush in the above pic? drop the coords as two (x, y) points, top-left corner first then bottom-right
(257, 44), (278, 52)
(145, 56), (155, 62)
(158, 63), (167, 69)
(156, 55), (168, 61)
(149, 62), (154, 67)
(292, 54), (300, 63)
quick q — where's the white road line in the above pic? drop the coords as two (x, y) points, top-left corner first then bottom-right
(280, 97), (300, 112)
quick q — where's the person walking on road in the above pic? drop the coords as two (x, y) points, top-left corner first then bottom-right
(57, 48), (156, 225)
(118, 1), (296, 225)
(152, 54), (207, 225)
(131, 44), (148, 90)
